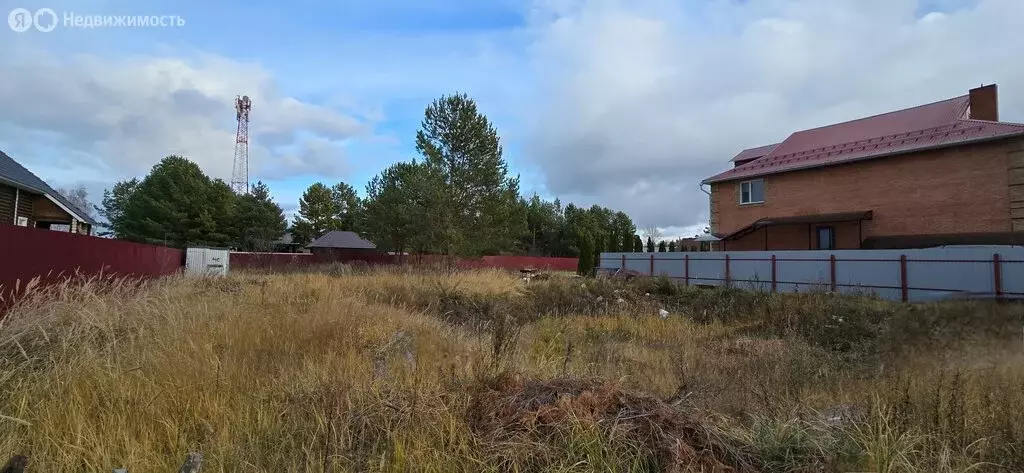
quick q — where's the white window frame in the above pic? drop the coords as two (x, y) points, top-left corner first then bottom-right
(739, 179), (765, 205)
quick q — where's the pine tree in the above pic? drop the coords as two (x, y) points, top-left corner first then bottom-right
(658, 240), (667, 252)
(633, 235), (643, 252)
(232, 181), (287, 251)
(416, 93), (525, 256)
(96, 178), (139, 237)
(362, 160), (444, 258)
(291, 183), (338, 246)
(646, 236), (655, 253)
(668, 240), (677, 252)
(116, 155), (235, 248)
(330, 182), (362, 232)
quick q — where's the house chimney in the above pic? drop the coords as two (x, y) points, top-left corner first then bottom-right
(969, 84), (998, 121)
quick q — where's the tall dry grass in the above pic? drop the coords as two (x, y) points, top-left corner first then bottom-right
(0, 269), (1022, 472)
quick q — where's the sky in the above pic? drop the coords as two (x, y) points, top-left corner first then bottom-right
(1, 0), (1023, 239)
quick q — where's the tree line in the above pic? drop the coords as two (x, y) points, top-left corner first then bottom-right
(96, 156), (288, 251)
(95, 93), (643, 271)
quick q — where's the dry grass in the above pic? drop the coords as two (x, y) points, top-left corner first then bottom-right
(1, 269), (1022, 472)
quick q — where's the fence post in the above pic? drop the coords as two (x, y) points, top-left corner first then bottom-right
(650, 253), (655, 276)
(770, 254), (777, 293)
(829, 254), (837, 292)
(724, 254), (731, 287)
(993, 253), (1003, 298)
(621, 254), (626, 270)
(684, 254), (690, 286)
(899, 254), (908, 302)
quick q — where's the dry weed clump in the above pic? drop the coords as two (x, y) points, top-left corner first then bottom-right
(467, 373), (748, 473)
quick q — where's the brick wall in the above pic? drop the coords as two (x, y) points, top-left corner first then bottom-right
(1011, 145), (1024, 230)
(711, 137), (1021, 249)
(724, 221), (863, 251)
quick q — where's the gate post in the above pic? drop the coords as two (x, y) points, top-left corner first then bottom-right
(649, 253), (655, 276)
(771, 254), (777, 293)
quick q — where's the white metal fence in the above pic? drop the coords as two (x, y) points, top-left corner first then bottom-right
(599, 246), (1024, 302)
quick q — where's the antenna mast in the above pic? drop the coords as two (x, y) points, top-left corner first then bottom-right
(231, 95), (252, 194)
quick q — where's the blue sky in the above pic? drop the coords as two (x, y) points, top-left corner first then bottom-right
(1, 0), (1022, 237)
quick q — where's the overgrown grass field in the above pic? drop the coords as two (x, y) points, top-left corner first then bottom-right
(1, 268), (1022, 472)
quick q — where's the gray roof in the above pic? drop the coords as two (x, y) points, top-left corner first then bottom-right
(0, 150), (99, 225)
(309, 231), (377, 249)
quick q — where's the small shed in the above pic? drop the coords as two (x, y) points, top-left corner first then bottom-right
(308, 231), (379, 261)
(185, 247), (230, 276)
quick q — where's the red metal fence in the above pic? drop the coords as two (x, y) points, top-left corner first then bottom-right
(230, 252), (579, 272)
(459, 255), (578, 271)
(0, 221), (578, 306)
(229, 252), (327, 269)
(0, 224), (183, 302)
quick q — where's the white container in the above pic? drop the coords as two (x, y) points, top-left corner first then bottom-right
(185, 247), (230, 276)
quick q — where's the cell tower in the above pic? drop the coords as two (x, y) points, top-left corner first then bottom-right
(230, 95), (252, 194)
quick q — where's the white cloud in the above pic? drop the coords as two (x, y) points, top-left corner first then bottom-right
(0, 45), (370, 185)
(523, 0), (1024, 229)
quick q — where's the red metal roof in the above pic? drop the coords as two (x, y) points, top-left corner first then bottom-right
(704, 94), (1024, 184)
(729, 143), (780, 162)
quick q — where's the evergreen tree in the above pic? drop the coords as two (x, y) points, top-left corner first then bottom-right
(521, 194), (563, 256)
(116, 156), (235, 248)
(331, 182), (362, 232)
(362, 160), (444, 259)
(633, 235), (643, 252)
(668, 240), (677, 252)
(613, 212), (636, 253)
(646, 236), (655, 253)
(232, 181), (287, 251)
(658, 240), (667, 252)
(96, 178), (139, 237)
(291, 183), (338, 246)
(415, 93), (525, 256)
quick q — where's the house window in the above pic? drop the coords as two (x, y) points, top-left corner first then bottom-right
(816, 226), (835, 250)
(740, 179), (764, 204)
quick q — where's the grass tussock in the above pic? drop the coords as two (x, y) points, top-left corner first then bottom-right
(0, 269), (1022, 472)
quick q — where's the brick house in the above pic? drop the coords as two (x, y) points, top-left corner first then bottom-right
(1, 150), (97, 235)
(701, 84), (1024, 250)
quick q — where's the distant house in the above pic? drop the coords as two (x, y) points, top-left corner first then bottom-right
(271, 231), (306, 253)
(308, 231), (379, 260)
(675, 237), (716, 252)
(701, 84), (1024, 250)
(1, 150), (98, 235)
